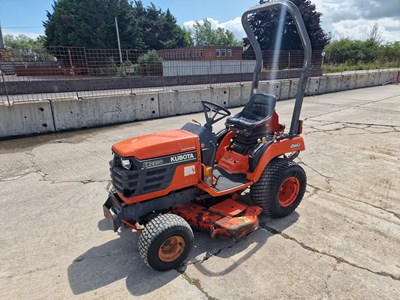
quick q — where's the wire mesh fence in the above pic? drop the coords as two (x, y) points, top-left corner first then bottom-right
(0, 46), (364, 105)
(321, 51), (400, 75)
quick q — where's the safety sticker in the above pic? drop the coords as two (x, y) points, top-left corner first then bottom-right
(184, 165), (196, 176)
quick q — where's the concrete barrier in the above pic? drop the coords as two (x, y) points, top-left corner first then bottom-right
(240, 84), (252, 105)
(379, 71), (391, 83)
(327, 76), (341, 93)
(259, 81), (281, 99)
(1, 69), (398, 139)
(157, 91), (178, 118)
(317, 76), (328, 94)
(369, 72), (380, 86)
(348, 74), (358, 89)
(306, 78), (320, 96)
(388, 70), (399, 83)
(51, 93), (159, 131)
(159, 88), (211, 116)
(289, 79), (299, 99)
(228, 85), (243, 107)
(280, 80), (291, 100)
(341, 76), (351, 90)
(0, 101), (55, 138)
(356, 73), (370, 88)
(211, 86), (229, 108)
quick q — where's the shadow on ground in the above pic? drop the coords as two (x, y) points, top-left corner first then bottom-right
(188, 211), (299, 277)
(68, 221), (182, 296)
(68, 202), (299, 296)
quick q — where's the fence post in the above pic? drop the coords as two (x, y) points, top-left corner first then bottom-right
(67, 48), (81, 99)
(0, 61), (11, 106)
(240, 60), (243, 85)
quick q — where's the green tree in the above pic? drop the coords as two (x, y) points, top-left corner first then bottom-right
(132, 2), (190, 50)
(324, 38), (380, 65)
(181, 26), (194, 47)
(245, 0), (330, 51)
(4, 34), (45, 51)
(44, 0), (142, 49)
(3, 34), (46, 61)
(191, 19), (241, 46)
(137, 50), (163, 75)
(367, 23), (382, 45)
(44, 0), (190, 50)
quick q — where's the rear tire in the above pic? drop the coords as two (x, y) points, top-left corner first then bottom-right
(139, 214), (194, 271)
(250, 158), (306, 218)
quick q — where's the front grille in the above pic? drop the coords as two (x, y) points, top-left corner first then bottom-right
(110, 154), (175, 198)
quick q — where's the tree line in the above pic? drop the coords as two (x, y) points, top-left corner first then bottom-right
(3, 0), (398, 70)
(5, 0), (329, 52)
(324, 25), (400, 67)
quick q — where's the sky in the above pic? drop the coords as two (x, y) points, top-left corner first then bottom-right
(0, 0), (400, 43)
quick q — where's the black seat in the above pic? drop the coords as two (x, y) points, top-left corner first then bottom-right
(226, 93), (277, 134)
(225, 93), (277, 154)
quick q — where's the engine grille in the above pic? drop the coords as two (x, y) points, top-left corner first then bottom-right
(110, 155), (175, 198)
(110, 150), (197, 198)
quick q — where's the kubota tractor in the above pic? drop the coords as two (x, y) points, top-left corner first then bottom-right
(103, 0), (312, 271)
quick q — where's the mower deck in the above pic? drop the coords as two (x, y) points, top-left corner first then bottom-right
(173, 197), (262, 240)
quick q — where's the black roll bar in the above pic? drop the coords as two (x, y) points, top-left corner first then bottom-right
(241, 0), (312, 135)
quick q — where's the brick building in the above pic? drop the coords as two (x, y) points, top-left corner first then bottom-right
(158, 45), (243, 61)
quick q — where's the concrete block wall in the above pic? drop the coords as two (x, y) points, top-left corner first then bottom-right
(1, 69), (399, 139)
(0, 101), (55, 138)
(51, 93), (160, 131)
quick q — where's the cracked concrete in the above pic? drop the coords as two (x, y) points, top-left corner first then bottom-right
(1, 85), (399, 299)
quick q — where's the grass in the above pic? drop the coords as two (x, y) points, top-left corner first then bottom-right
(323, 61), (400, 73)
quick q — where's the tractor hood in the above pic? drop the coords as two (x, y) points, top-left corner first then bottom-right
(112, 129), (200, 160)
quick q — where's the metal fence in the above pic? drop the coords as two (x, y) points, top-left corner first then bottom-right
(0, 46), (326, 104)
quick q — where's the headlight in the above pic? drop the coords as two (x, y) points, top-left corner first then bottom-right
(121, 158), (131, 170)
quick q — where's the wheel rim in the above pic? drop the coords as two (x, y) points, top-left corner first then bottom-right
(278, 177), (300, 207)
(158, 236), (185, 263)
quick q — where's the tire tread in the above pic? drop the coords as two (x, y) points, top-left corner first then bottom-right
(138, 214), (193, 270)
(250, 158), (306, 217)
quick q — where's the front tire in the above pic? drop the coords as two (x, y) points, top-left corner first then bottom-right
(139, 214), (194, 271)
(250, 158), (306, 218)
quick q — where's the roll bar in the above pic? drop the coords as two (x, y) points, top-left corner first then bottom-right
(241, 0), (312, 135)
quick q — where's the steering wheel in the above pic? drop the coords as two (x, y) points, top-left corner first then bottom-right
(201, 101), (231, 128)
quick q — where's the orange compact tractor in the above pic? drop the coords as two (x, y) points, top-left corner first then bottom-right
(103, 0), (312, 271)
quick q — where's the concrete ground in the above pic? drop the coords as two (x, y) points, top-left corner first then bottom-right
(0, 85), (399, 299)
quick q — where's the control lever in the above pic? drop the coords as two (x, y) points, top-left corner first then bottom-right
(192, 119), (201, 126)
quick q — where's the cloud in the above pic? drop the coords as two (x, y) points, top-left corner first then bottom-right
(183, 17), (246, 40)
(2, 30), (41, 39)
(312, 0), (400, 43)
(351, 0), (400, 20)
(183, 1), (400, 44)
(331, 18), (400, 42)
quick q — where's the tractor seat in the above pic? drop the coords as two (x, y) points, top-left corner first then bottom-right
(226, 93), (277, 131)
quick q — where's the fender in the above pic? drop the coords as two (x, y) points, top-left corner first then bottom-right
(247, 136), (305, 182)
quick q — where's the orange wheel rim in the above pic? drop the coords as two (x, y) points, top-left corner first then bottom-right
(278, 177), (300, 207)
(158, 236), (185, 263)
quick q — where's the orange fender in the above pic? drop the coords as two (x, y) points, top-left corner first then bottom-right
(247, 136), (305, 182)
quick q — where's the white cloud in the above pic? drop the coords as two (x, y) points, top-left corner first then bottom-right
(313, 0), (400, 43)
(331, 18), (400, 42)
(183, 17), (246, 40)
(184, 2), (400, 44)
(2, 30), (41, 39)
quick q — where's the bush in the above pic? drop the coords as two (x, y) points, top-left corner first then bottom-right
(137, 50), (163, 76)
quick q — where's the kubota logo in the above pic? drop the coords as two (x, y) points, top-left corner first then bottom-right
(290, 143), (301, 149)
(170, 153), (195, 163)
